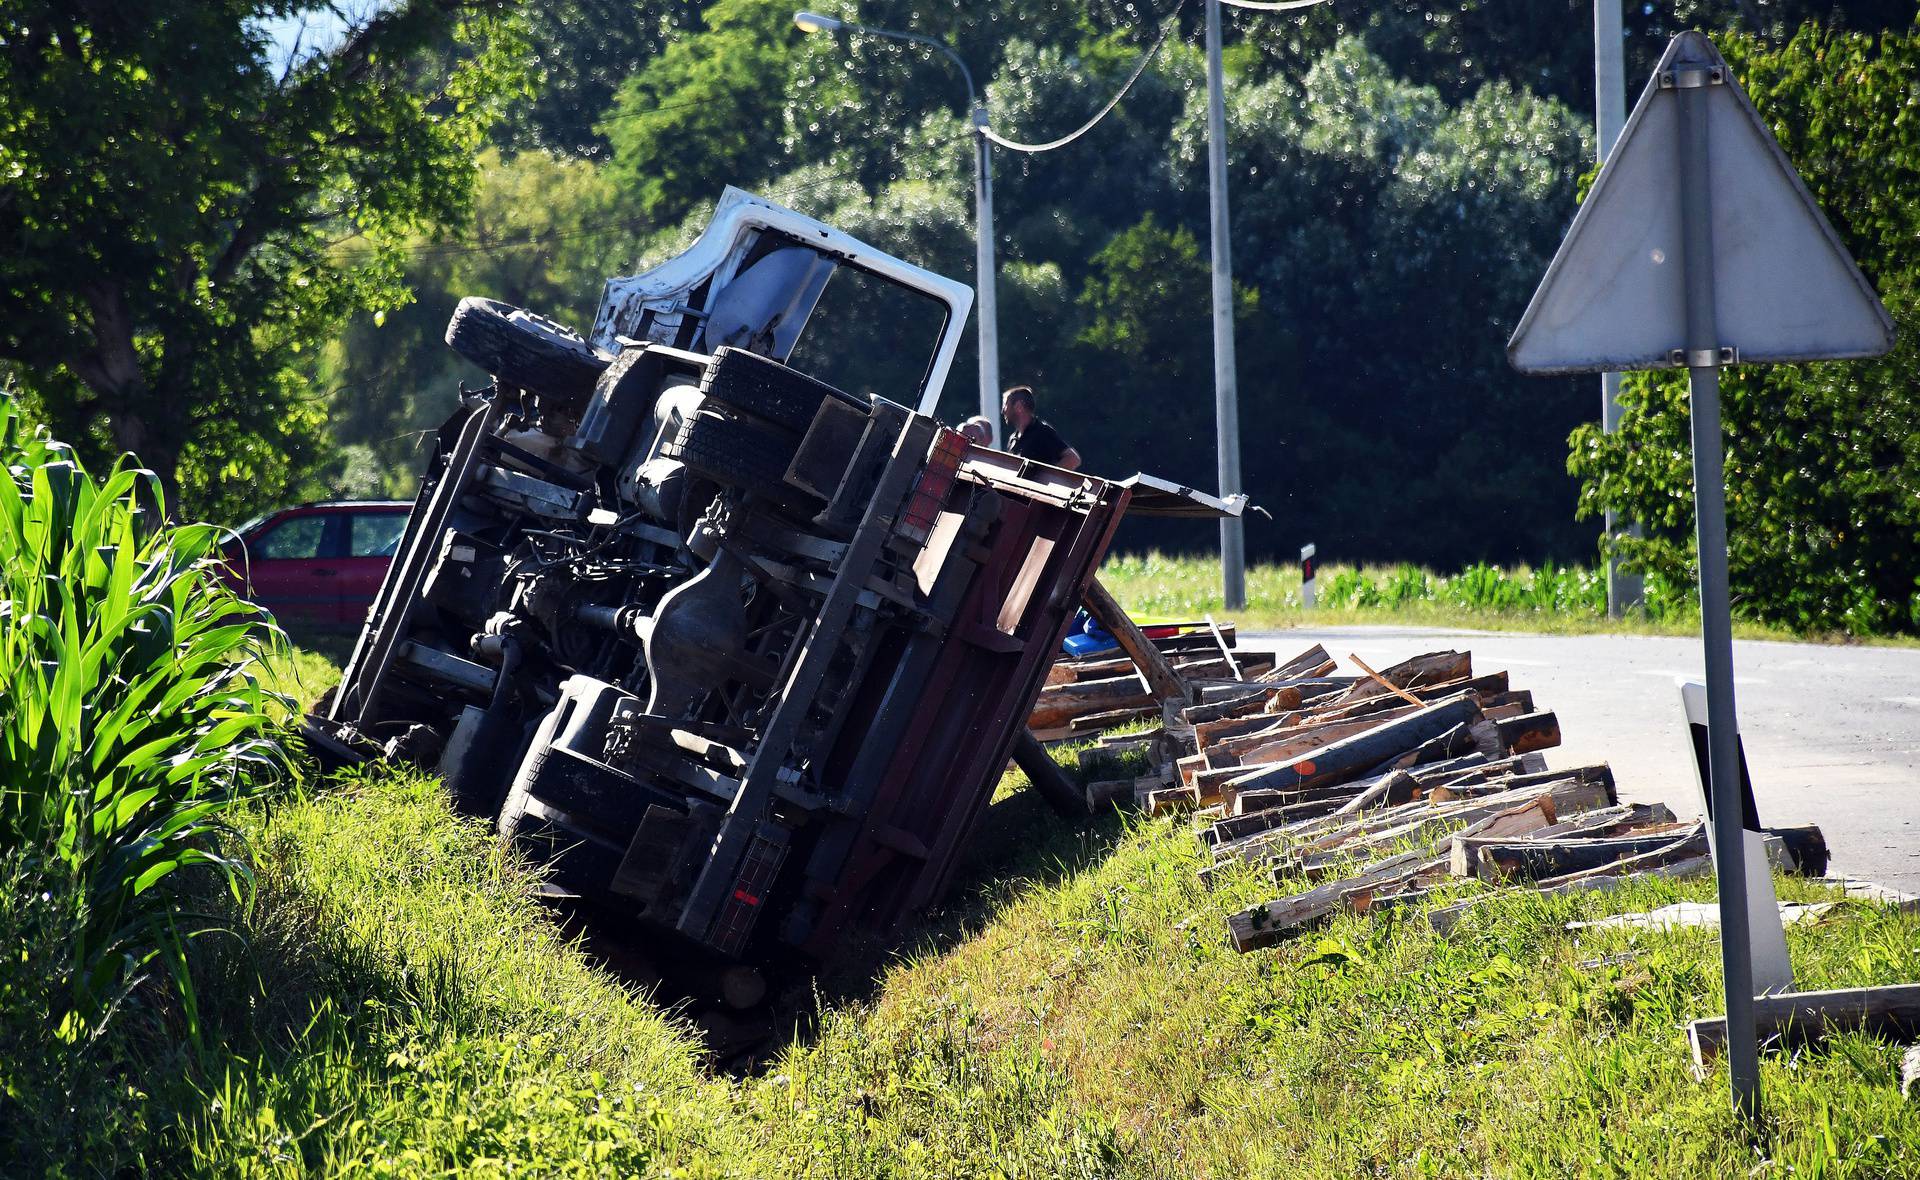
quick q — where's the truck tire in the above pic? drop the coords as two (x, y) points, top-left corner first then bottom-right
(445, 296), (610, 405)
(700, 347), (861, 435)
(661, 409), (801, 502)
(502, 807), (627, 899)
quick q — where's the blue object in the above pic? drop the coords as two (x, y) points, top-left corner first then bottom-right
(1063, 632), (1120, 658)
(1060, 608), (1118, 656)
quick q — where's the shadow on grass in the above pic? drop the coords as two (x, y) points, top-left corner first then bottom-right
(745, 783), (1135, 1069)
(556, 778), (1138, 1074)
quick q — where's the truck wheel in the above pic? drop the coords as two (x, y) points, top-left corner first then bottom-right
(662, 410), (803, 502)
(502, 807), (626, 899)
(701, 347), (861, 434)
(445, 296), (611, 406)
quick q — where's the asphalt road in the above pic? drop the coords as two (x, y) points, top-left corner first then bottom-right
(1245, 625), (1920, 891)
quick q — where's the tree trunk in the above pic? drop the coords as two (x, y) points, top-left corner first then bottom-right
(65, 282), (185, 510)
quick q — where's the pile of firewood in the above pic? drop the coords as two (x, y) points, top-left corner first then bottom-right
(1029, 621), (1268, 740)
(1039, 631), (1820, 953)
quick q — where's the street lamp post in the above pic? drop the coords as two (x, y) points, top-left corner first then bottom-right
(1593, 0), (1642, 617)
(794, 12), (1001, 443)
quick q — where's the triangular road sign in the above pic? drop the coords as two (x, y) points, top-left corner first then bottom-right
(1508, 31), (1895, 375)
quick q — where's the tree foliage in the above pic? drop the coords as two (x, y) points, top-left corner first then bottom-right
(285, 0), (1914, 608)
(1568, 19), (1920, 634)
(0, 1), (527, 520)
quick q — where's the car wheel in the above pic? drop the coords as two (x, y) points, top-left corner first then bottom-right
(445, 296), (611, 406)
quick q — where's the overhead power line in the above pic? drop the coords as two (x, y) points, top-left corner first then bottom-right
(979, 0), (1188, 154)
(1217, 0), (1329, 11)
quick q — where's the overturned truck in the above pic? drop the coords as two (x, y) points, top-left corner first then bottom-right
(314, 188), (1239, 976)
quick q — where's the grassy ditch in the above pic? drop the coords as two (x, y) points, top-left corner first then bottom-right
(11, 724), (1919, 1176)
(1097, 553), (1919, 646)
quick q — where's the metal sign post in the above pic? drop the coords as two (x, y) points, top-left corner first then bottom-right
(1673, 61), (1760, 1117)
(1507, 31), (1895, 1125)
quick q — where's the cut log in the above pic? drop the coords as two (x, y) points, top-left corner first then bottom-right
(1228, 850), (1445, 951)
(1268, 643), (1335, 680)
(1146, 786), (1194, 815)
(1687, 985), (1920, 1071)
(1183, 686), (1294, 726)
(1529, 825), (1709, 889)
(1332, 650), (1473, 706)
(1224, 694), (1485, 798)
(1083, 577), (1190, 703)
(1227, 702), (1428, 762)
(1028, 674), (1157, 731)
(1067, 704), (1159, 735)
(1427, 852), (1713, 935)
(1437, 764), (1615, 807)
(1473, 832), (1701, 883)
(1494, 710), (1562, 755)
(1763, 824), (1829, 878)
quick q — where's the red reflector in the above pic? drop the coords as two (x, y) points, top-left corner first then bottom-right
(733, 889), (761, 906)
(897, 428), (968, 544)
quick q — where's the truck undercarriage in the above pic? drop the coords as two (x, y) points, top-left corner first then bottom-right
(308, 188), (1239, 982)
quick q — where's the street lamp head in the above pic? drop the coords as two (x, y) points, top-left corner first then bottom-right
(792, 11), (844, 34)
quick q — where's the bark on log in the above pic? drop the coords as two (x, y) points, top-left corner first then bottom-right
(1028, 674), (1157, 731)
(1493, 710), (1561, 755)
(1427, 853), (1711, 935)
(1529, 824), (1709, 889)
(1223, 694), (1485, 798)
(1228, 850), (1445, 951)
(1764, 824), (1830, 878)
(1083, 577), (1189, 703)
(1473, 832), (1702, 883)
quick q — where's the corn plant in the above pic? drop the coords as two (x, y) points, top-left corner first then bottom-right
(0, 398), (294, 1042)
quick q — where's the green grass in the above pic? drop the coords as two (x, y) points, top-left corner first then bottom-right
(1098, 552), (1920, 647)
(11, 647), (1920, 1176)
(31, 745), (1920, 1173)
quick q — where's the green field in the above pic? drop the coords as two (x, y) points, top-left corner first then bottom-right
(10, 648), (1920, 1176)
(1096, 553), (1919, 646)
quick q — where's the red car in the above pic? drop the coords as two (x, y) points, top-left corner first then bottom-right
(221, 501), (412, 628)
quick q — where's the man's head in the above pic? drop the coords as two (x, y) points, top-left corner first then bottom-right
(1001, 385), (1036, 431)
(958, 415), (993, 445)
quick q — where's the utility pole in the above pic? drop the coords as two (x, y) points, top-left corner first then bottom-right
(971, 107), (1001, 440)
(1594, 0), (1641, 616)
(1204, 0), (1247, 610)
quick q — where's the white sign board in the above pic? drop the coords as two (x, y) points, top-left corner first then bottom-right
(1508, 32), (1894, 375)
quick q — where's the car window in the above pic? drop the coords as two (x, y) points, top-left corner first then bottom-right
(251, 516), (326, 560)
(350, 512), (407, 558)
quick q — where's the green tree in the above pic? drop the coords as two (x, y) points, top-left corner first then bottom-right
(499, 0), (701, 158)
(0, 2), (526, 520)
(322, 147), (641, 491)
(601, 0), (800, 229)
(1568, 19), (1920, 634)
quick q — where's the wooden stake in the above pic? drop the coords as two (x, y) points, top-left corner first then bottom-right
(1347, 652), (1427, 710)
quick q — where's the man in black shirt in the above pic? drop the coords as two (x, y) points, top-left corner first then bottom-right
(1001, 385), (1081, 470)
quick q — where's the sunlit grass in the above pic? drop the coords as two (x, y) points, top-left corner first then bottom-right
(12, 647), (1919, 1175)
(1098, 552), (1920, 647)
